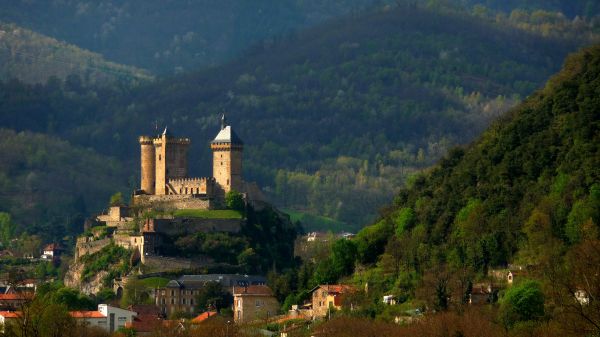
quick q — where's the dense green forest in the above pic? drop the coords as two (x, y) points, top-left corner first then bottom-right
(0, 0), (598, 75)
(0, 129), (128, 241)
(0, 0), (381, 74)
(0, 22), (152, 85)
(0, 5), (594, 231)
(275, 44), (599, 336)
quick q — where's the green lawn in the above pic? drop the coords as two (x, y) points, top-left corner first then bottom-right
(138, 277), (170, 288)
(282, 208), (354, 233)
(173, 209), (243, 219)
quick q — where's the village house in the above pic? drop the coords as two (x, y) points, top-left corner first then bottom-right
(575, 288), (590, 306)
(41, 243), (63, 260)
(469, 283), (499, 305)
(0, 311), (19, 333)
(155, 274), (266, 316)
(0, 293), (31, 311)
(124, 305), (163, 336)
(383, 295), (396, 305)
(310, 284), (354, 318)
(233, 285), (279, 323)
(70, 304), (137, 333)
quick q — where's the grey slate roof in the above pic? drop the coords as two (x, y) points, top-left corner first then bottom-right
(211, 126), (243, 145)
(165, 280), (182, 288)
(177, 274), (266, 288)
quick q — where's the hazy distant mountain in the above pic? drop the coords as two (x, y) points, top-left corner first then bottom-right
(0, 22), (152, 85)
(0, 0), (380, 74)
(1, 0), (596, 76)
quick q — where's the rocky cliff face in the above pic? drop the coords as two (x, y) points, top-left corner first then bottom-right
(64, 259), (113, 295)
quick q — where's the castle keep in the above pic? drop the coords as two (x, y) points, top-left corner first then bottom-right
(136, 115), (243, 206)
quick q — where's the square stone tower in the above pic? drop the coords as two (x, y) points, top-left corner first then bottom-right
(211, 115), (244, 194)
(139, 128), (190, 195)
(153, 128), (190, 195)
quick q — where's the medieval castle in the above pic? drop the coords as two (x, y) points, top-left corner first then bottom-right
(134, 115), (244, 208)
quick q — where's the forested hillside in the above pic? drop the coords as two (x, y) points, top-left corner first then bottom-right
(0, 5), (591, 230)
(270, 44), (600, 337)
(0, 0), (379, 74)
(0, 129), (128, 241)
(0, 23), (152, 85)
(346, 43), (599, 329)
(1, 0), (598, 75)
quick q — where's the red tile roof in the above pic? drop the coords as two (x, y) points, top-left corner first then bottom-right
(70, 311), (105, 318)
(0, 294), (29, 301)
(0, 311), (20, 318)
(191, 311), (217, 323)
(234, 285), (273, 296)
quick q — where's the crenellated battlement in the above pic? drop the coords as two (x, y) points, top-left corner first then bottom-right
(168, 177), (215, 183)
(139, 136), (154, 144)
(153, 137), (190, 145)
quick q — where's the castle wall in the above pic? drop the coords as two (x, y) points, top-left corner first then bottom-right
(75, 237), (111, 259)
(146, 218), (242, 236)
(139, 136), (156, 194)
(133, 194), (213, 210)
(166, 177), (213, 196)
(143, 255), (211, 272)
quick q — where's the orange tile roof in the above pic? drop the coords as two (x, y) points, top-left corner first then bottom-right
(0, 294), (29, 300)
(0, 311), (20, 318)
(191, 311), (217, 323)
(70, 311), (105, 318)
(234, 285), (273, 296)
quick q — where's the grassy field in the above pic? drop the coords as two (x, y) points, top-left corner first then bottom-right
(138, 277), (170, 288)
(282, 208), (356, 233)
(173, 209), (243, 219)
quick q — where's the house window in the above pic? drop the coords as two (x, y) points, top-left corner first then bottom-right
(171, 290), (175, 296)
(256, 300), (260, 307)
(191, 298), (194, 305)
(182, 299), (186, 305)
(159, 154), (161, 161)
(171, 299), (175, 304)
(161, 299), (165, 305)
(227, 179), (229, 185)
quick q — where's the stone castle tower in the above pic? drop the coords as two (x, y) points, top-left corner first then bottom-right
(138, 115), (243, 197)
(211, 114), (244, 193)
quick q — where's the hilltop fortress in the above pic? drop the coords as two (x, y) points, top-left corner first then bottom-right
(66, 115), (278, 294)
(134, 115), (245, 209)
